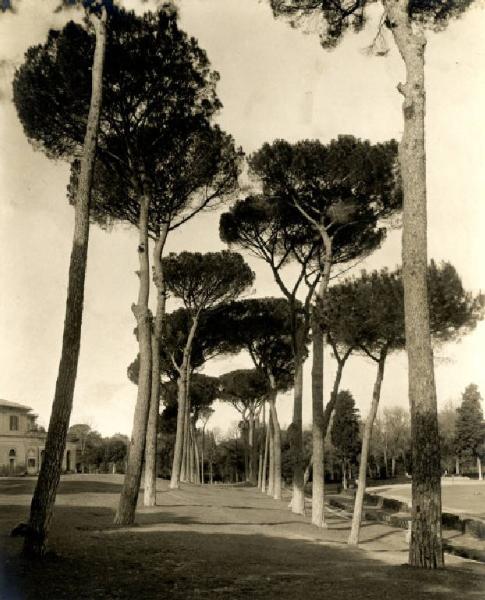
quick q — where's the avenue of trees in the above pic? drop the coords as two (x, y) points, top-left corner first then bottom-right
(7, 0), (484, 573)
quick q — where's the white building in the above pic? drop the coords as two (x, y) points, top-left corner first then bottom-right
(0, 399), (76, 475)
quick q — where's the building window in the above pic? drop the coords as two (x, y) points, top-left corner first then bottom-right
(9, 449), (16, 457)
(28, 458), (36, 468)
(9, 415), (19, 431)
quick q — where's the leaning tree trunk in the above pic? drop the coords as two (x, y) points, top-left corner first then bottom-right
(386, 0), (443, 568)
(143, 224), (169, 506)
(268, 377), (282, 500)
(22, 9), (107, 557)
(114, 186), (153, 526)
(290, 358), (305, 513)
(349, 347), (387, 545)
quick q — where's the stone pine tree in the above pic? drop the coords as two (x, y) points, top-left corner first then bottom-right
(89, 118), (240, 510)
(324, 262), (483, 545)
(454, 384), (485, 480)
(12, 0), (108, 557)
(163, 252), (254, 490)
(269, 0), (478, 568)
(80, 9), (237, 523)
(330, 390), (361, 490)
(249, 136), (401, 526)
(219, 369), (268, 485)
(222, 298), (296, 499)
(221, 196), (320, 514)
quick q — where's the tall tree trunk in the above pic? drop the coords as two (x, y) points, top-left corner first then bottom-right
(262, 417), (270, 493)
(386, 0), (443, 568)
(342, 461), (347, 491)
(143, 225), (169, 507)
(170, 317), (198, 489)
(310, 223), (332, 527)
(268, 378), (282, 500)
(114, 184), (153, 525)
(455, 457), (460, 475)
(267, 412), (275, 496)
(258, 404), (265, 489)
(477, 456), (482, 481)
(171, 373), (187, 489)
(201, 425), (206, 485)
(249, 410), (258, 485)
(349, 348), (387, 545)
(22, 9), (107, 556)
(290, 359), (305, 513)
(391, 456), (397, 478)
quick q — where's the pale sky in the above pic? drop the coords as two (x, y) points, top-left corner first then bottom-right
(0, 0), (484, 436)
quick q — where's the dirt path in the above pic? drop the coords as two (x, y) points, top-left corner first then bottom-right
(1, 476), (484, 599)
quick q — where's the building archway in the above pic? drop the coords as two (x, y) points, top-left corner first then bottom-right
(8, 448), (16, 473)
(26, 448), (37, 475)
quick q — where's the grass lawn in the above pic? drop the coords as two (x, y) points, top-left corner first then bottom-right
(369, 481), (485, 519)
(1, 475), (485, 599)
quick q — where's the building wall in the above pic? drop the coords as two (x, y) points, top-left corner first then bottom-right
(0, 408), (31, 436)
(0, 435), (77, 475)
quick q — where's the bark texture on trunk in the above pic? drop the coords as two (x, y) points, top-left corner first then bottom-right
(311, 322), (326, 527)
(348, 348), (387, 545)
(170, 316), (199, 489)
(290, 359), (305, 513)
(386, 0), (443, 569)
(114, 187), (153, 526)
(144, 225), (169, 507)
(22, 9), (107, 557)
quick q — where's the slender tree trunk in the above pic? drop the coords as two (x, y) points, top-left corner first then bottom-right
(311, 318), (326, 527)
(114, 184), (153, 525)
(455, 457), (460, 475)
(170, 317), (198, 489)
(181, 386), (190, 482)
(349, 349), (387, 545)
(21, 8), (107, 557)
(243, 421), (249, 482)
(386, 0), (443, 568)
(267, 412), (275, 496)
(342, 461), (347, 491)
(290, 359), (305, 513)
(268, 379), (282, 500)
(249, 410), (258, 485)
(143, 225), (169, 507)
(262, 417), (270, 493)
(258, 405), (265, 489)
(171, 374), (187, 489)
(392, 456), (397, 478)
(477, 456), (482, 481)
(201, 426), (206, 485)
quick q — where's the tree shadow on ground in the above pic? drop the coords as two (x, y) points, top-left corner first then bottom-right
(1, 504), (484, 600)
